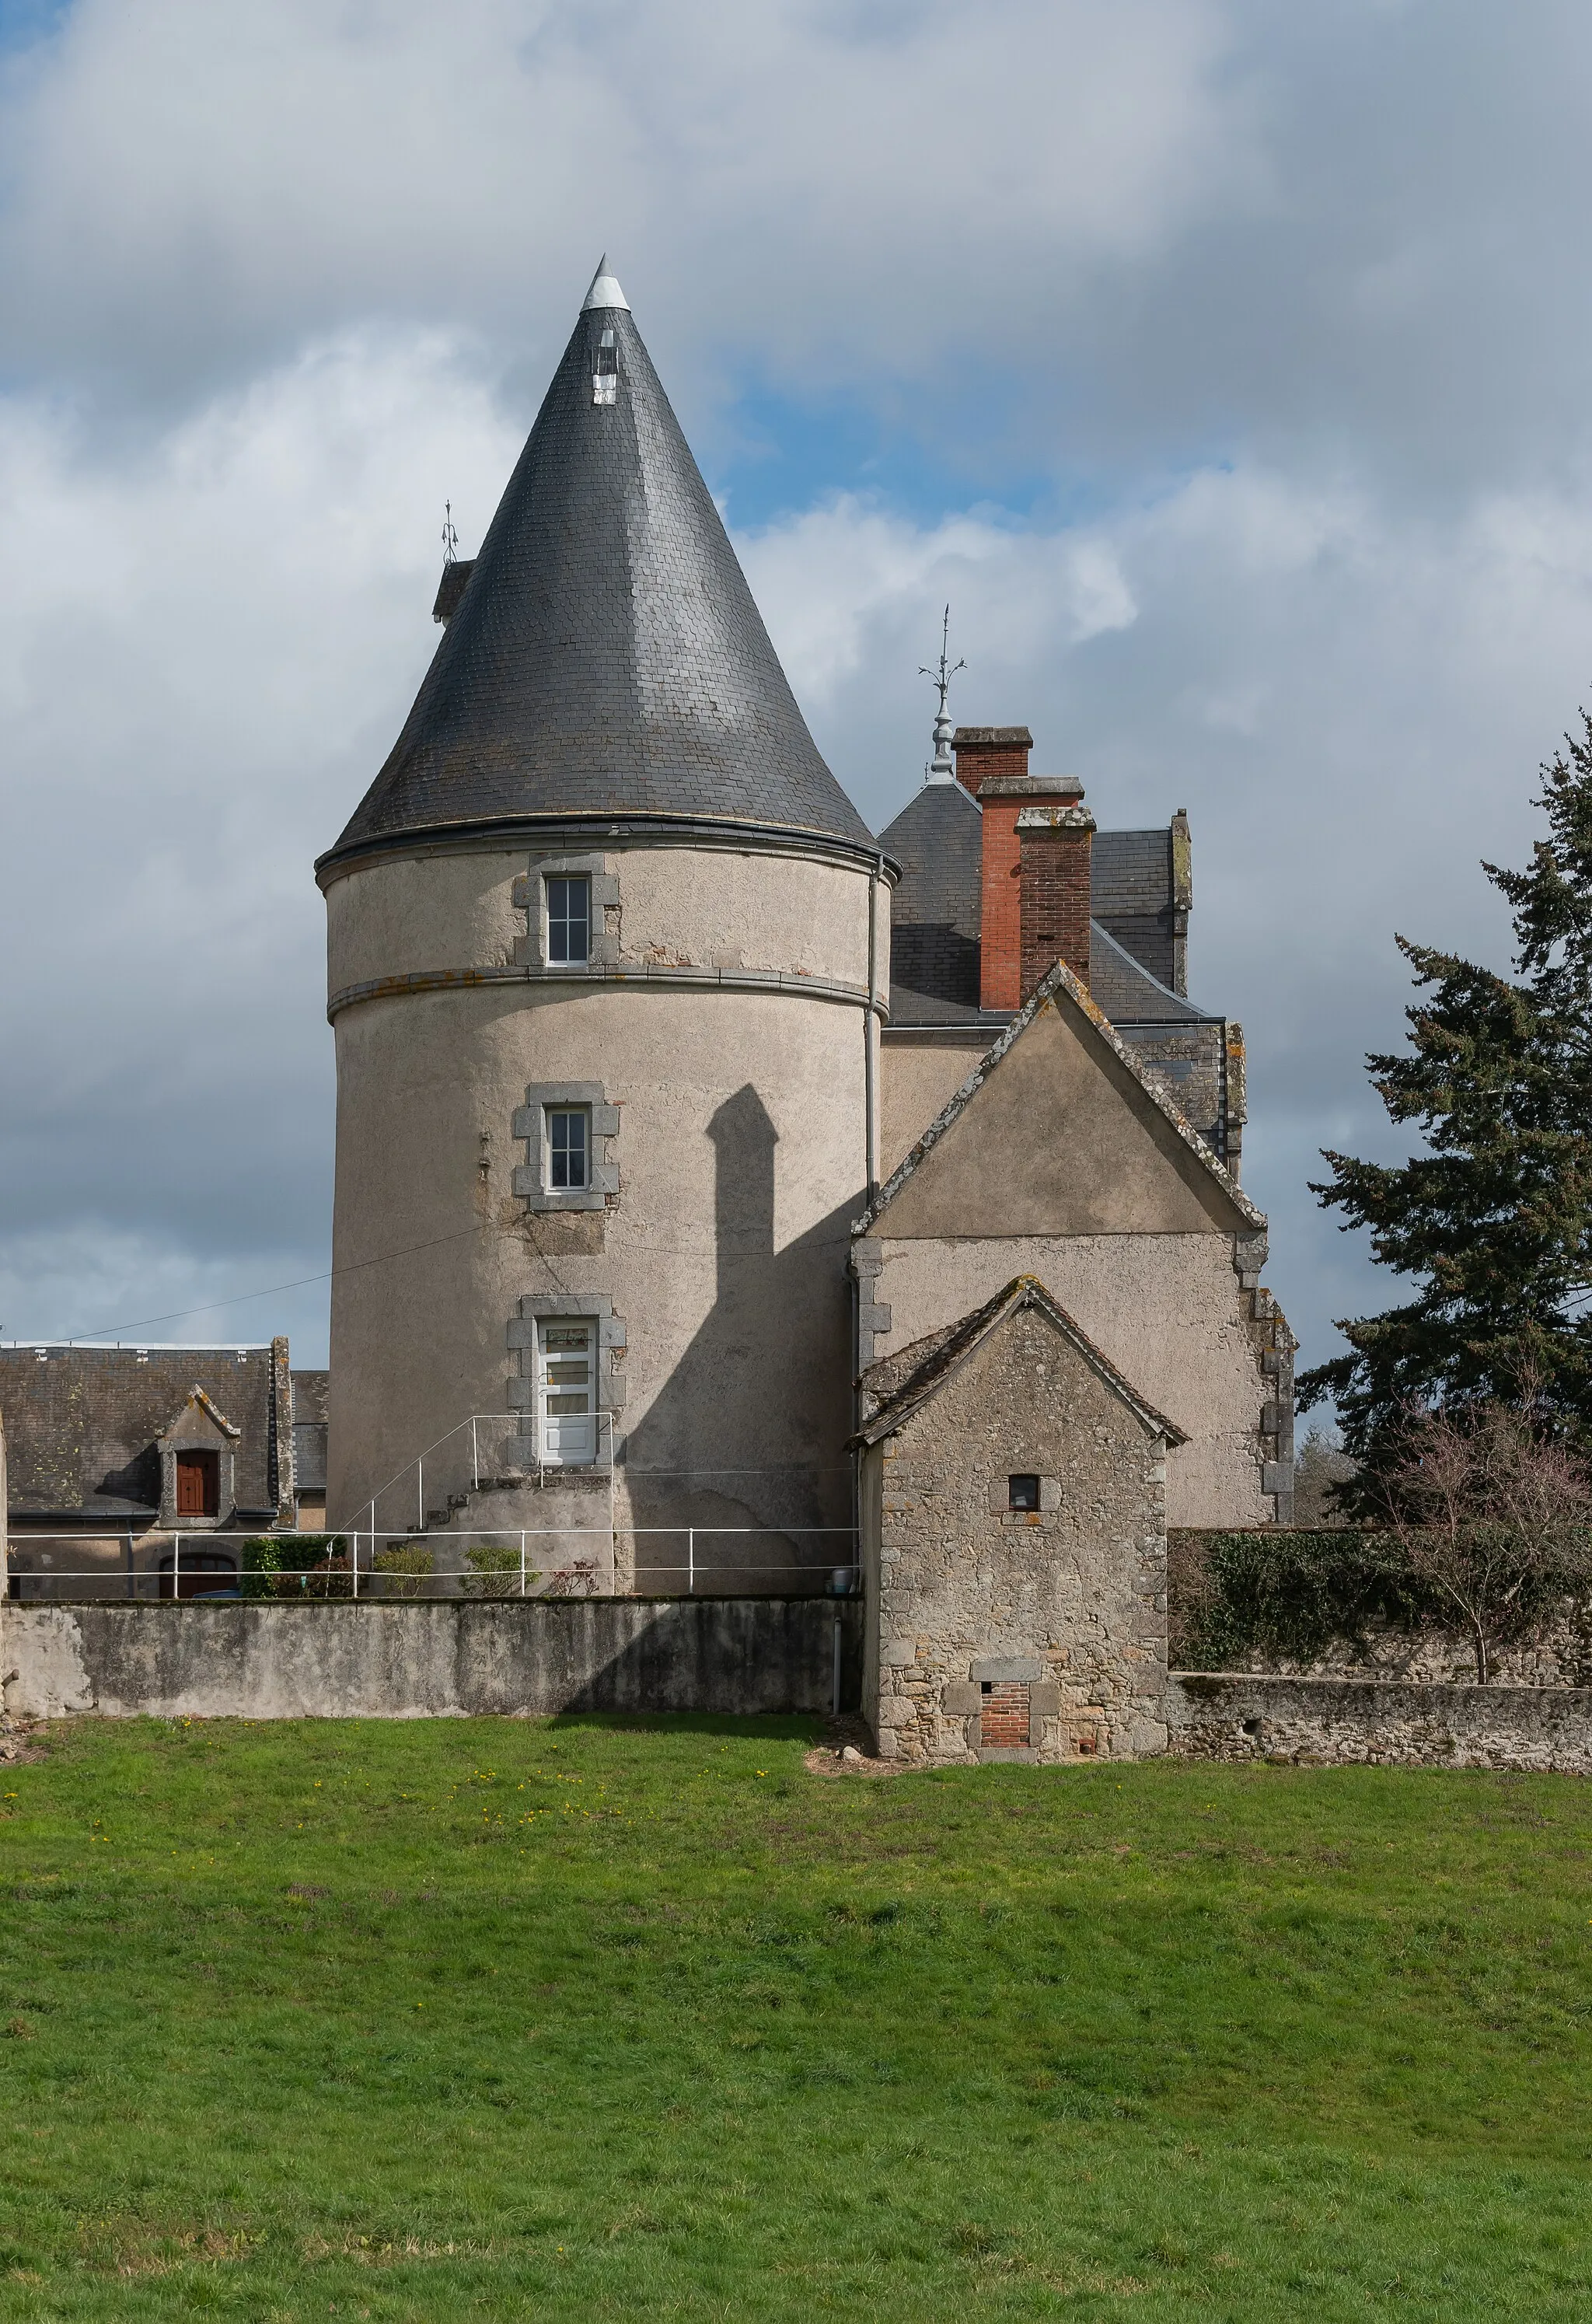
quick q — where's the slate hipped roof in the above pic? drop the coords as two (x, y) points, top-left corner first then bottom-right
(879, 784), (1206, 1027)
(323, 264), (875, 868)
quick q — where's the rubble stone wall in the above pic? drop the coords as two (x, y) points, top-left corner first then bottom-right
(1167, 1671), (1592, 1774)
(864, 1304), (1169, 1765)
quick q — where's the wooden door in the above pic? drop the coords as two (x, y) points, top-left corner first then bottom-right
(175, 1450), (219, 1517)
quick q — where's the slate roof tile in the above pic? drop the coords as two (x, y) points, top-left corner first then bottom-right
(323, 282), (875, 865)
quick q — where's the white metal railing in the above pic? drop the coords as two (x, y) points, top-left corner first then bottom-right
(343, 1413), (619, 1557)
(4, 1525), (861, 1602)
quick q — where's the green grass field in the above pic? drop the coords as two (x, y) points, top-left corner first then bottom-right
(1, 1716), (1590, 2319)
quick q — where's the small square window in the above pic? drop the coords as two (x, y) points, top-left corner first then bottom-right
(1008, 1473), (1041, 1512)
(547, 1107), (589, 1190)
(546, 875), (591, 965)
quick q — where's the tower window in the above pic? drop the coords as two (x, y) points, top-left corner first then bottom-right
(546, 1107), (589, 1190)
(593, 327), (618, 407)
(546, 875), (590, 964)
(1007, 1473), (1041, 1512)
(538, 1318), (597, 1466)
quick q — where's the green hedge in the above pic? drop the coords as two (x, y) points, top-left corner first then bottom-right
(1168, 1529), (1429, 1669)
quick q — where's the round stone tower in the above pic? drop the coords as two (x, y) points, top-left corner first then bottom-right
(316, 261), (889, 1590)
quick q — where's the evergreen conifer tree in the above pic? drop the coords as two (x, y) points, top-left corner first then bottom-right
(1299, 713), (1592, 1468)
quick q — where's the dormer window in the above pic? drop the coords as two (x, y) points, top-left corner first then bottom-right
(546, 875), (590, 965)
(593, 328), (617, 407)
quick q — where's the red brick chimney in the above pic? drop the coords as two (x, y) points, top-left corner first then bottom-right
(952, 725), (1032, 802)
(1017, 800), (1095, 997)
(975, 754), (1091, 1010)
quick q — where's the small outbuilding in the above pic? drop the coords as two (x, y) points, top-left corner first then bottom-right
(851, 1274), (1185, 1765)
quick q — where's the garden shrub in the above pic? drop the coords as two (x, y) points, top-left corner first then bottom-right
(372, 1543), (433, 1599)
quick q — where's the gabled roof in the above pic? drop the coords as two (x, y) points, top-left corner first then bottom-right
(157, 1385), (242, 1442)
(322, 264), (876, 870)
(854, 952), (1266, 1235)
(850, 1274), (1186, 1447)
(0, 1345), (282, 1518)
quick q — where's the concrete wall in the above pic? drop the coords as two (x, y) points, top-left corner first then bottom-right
(1166, 1671), (1592, 1773)
(324, 838), (883, 1580)
(874, 1235), (1273, 1529)
(1, 1598), (864, 1721)
(863, 1302), (1170, 1766)
(880, 1033), (990, 1179)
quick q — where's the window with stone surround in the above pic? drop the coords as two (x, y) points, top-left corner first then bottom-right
(546, 875), (590, 965)
(511, 1083), (619, 1212)
(546, 1106), (589, 1190)
(506, 1295), (627, 1473)
(511, 856), (620, 972)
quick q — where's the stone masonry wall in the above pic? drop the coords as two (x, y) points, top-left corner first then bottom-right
(1167, 1671), (1592, 1774)
(868, 1305), (1169, 1764)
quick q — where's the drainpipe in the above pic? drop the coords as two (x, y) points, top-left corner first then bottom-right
(864, 851), (882, 1201)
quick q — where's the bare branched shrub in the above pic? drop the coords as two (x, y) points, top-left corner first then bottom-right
(1377, 1385), (1592, 1681)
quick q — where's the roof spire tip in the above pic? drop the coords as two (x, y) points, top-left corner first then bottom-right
(581, 254), (630, 313)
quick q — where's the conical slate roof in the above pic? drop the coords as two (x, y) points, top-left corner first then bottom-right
(323, 265), (875, 865)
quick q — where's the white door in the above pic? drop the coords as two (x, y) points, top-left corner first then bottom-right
(538, 1319), (597, 1465)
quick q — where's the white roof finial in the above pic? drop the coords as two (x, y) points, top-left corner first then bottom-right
(919, 605), (965, 784)
(581, 254), (630, 313)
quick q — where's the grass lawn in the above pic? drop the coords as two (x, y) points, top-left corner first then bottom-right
(0, 1718), (1590, 2319)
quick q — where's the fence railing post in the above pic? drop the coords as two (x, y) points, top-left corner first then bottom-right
(687, 1528), (694, 1596)
(173, 1529), (180, 1603)
(520, 1533), (526, 1597)
(473, 1419), (480, 1493)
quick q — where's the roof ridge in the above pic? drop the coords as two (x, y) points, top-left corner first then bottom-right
(850, 1272), (1187, 1446)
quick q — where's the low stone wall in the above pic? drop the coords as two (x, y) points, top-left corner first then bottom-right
(0, 1599), (864, 1721)
(1167, 1670), (1592, 1774)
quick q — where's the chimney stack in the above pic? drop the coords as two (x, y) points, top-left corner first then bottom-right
(972, 742), (1093, 1008)
(1017, 800), (1095, 997)
(952, 725), (1032, 802)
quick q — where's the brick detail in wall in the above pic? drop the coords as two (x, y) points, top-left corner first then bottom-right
(952, 725), (1033, 802)
(980, 1681), (1030, 1749)
(1018, 802), (1095, 999)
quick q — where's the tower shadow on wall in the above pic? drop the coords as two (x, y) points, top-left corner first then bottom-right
(623, 1083), (858, 1595)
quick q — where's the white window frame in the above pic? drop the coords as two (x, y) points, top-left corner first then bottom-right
(546, 1105), (590, 1192)
(545, 873), (591, 967)
(536, 1315), (599, 1467)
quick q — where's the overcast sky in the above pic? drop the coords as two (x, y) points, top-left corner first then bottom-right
(3, 0), (1591, 1387)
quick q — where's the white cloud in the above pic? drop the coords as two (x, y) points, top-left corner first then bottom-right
(5, 0), (1592, 1386)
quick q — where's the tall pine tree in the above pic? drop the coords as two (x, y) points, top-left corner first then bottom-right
(1299, 712), (1592, 1467)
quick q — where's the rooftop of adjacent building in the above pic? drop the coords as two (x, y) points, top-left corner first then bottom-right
(0, 1343), (323, 1519)
(881, 734), (1214, 1036)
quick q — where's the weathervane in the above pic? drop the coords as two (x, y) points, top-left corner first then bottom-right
(920, 605), (965, 782)
(442, 500), (459, 565)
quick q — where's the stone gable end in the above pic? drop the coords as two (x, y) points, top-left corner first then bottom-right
(863, 1298), (1170, 1766)
(873, 996), (1243, 1242)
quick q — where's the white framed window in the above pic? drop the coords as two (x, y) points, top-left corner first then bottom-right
(546, 1106), (589, 1191)
(537, 1317), (598, 1466)
(546, 875), (591, 965)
